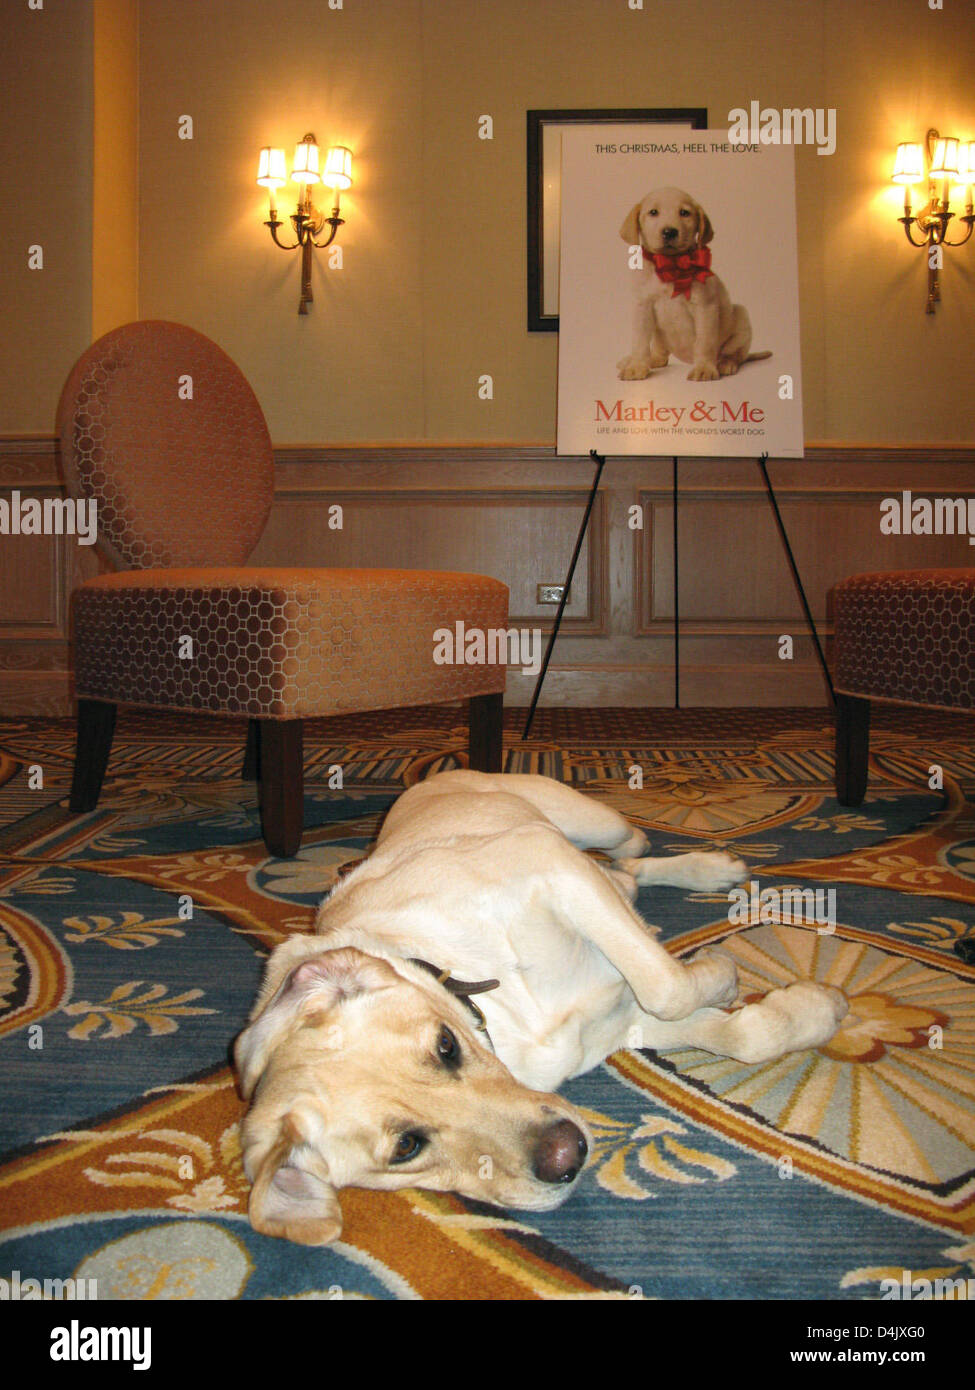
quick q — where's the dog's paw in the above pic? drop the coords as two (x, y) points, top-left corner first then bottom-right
(649, 351), (670, 368)
(682, 851), (749, 892)
(617, 355), (654, 380)
(717, 357), (741, 376)
(765, 981), (850, 1049)
(821, 984), (850, 1025)
(687, 363), (721, 381)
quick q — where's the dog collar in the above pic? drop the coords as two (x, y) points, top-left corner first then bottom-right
(407, 957), (500, 1036)
(645, 245), (713, 298)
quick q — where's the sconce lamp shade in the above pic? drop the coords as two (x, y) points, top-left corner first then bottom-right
(322, 146), (353, 191)
(257, 147), (287, 188)
(292, 137), (321, 185)
(953, 143), (975, 185)
(929, 137), (960, 179)
(891, 143), (924, 184)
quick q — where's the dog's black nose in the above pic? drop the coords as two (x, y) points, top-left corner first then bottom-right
(661, 225), (679, 241)
(533, 1119), (588, 1185)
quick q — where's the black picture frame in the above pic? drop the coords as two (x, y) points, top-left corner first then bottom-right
(526, 107), (709, 332)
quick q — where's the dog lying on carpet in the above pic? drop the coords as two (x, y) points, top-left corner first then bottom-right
(234, 771), (847, 1245)
(617, 186), (772, 382)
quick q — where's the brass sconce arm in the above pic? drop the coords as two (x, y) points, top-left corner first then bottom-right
(944, 208), (975, 248)
(304, 207), (345, 250)
(899, 201), (975, 250)
(265, 217), (300, 252)
(264, 207), (345, 251)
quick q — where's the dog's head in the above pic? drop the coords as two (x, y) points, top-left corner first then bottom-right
(234, 940), (590, 1245)
(620, 186), (713, 256)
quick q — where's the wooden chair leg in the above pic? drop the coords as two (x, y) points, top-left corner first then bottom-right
(469, 692), (504, 773)
(835, 693), (870, 807)
(258, 718), (304, 857)
(242, 719), (260, 780)
(69, 699), (117, 812)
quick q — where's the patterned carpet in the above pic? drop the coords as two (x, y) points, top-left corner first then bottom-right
(1, 706), (974, 1301)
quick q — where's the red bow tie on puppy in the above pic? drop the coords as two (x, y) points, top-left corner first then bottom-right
(645, 246), (714, 299)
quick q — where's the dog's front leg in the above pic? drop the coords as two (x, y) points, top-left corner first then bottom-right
(617, 301), (662, 380)
(626, 984), (849, 1064)
(686, 300), (721, 381)
(647, 311), (671, 370)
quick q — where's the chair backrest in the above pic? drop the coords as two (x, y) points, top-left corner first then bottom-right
(56, 320), (274, 570)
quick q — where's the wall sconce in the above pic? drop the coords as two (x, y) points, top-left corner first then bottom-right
(257, 134), (353, 314)
(892, 128), (974, 314)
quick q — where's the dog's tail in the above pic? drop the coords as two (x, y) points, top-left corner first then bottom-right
(744, 351), (772, 362)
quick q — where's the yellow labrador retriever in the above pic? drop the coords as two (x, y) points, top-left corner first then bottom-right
(235, 771), (847, 1245)
(617, 186), (771, 382)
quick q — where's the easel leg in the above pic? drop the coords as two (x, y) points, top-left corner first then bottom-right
(523, 450), (606, 738)
(757, 453), (835, 706)
(673, 455), (680, 710)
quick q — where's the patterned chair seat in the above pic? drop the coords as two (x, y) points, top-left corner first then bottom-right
(73, 567), (508, 720)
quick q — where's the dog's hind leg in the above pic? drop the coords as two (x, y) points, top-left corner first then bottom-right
(617, 850), (747, 892)
(717, 305), (753, 375)
(496, 776), (747, 892)
(492, 775), (649, 858)
(536, 837), (740, 1020)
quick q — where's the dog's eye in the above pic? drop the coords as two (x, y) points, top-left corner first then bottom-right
(437, 1025), (460, 1067)
(679, 208), (692, 218)
(391, 1131), (426, 1165)
(647, 207), (658, 217)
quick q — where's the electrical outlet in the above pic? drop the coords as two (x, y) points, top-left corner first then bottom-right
(537, 584), (570, 605)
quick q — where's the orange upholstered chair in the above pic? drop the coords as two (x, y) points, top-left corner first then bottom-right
(831, 569), (975, 805)
(57, 321), (508, 856)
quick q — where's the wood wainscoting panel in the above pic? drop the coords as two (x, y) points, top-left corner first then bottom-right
(1, 439), (104, 713)
(249, 489), (607, 634)
(639, 490), (975, 633)
(0, 525), (62, 632)
(1, 439), (973, 712)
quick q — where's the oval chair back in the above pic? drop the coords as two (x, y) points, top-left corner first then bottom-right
(56, 320), (274, 570)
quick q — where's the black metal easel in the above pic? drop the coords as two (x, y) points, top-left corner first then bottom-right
(522, 450), (833, 735)
(523, 450), (606, 737)
(756, 451), (835, 704)
(672, 455), (680, 709)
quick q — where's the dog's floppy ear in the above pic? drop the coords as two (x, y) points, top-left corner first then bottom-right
(694, 203), (714, 246)
(619, 200), (644, 246)
(247, 1111), (343, 1246)
(234, 946), (397, 1101)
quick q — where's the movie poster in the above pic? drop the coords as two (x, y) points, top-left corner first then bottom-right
(556, 126), (804, 458)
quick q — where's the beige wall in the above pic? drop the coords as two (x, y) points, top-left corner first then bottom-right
(136, 0), (975, 446)
(0, 0), (93, 435)
(3, 0), (974, 443)
(92, 0), (139, 338)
